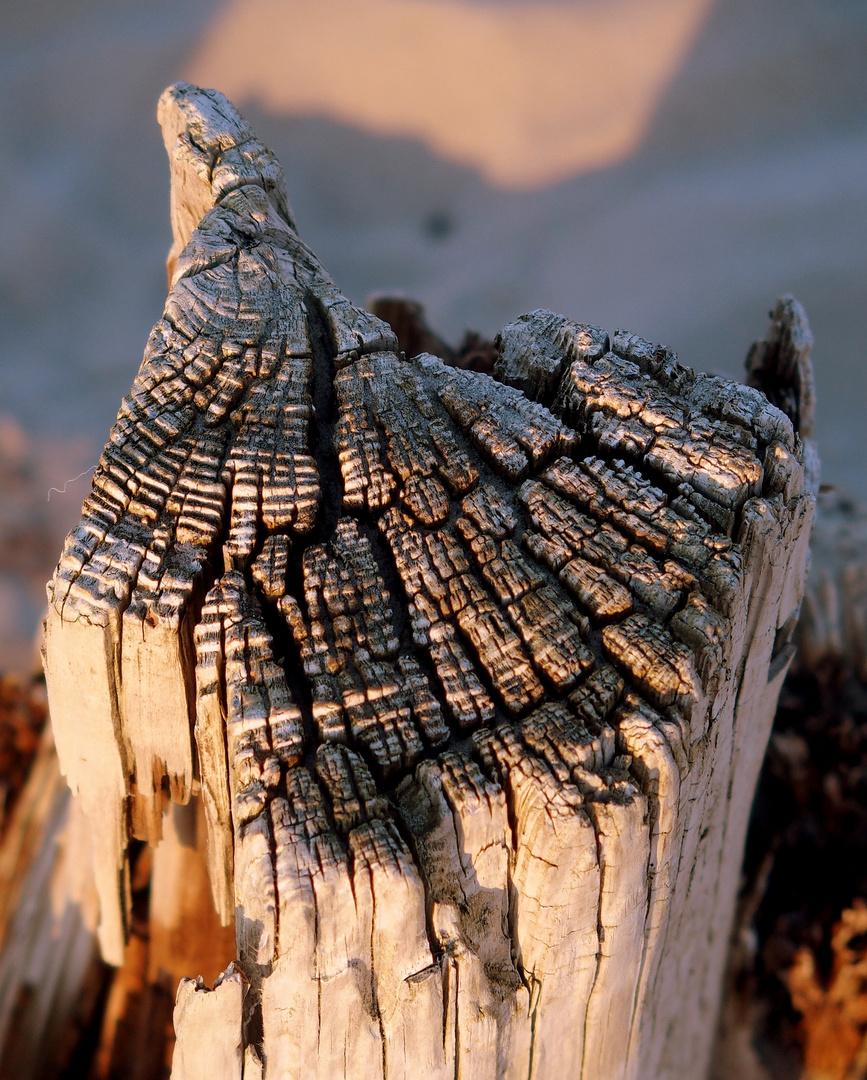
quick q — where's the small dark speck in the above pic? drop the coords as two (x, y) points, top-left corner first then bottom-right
(423, 211), (455, 241)
(700, 827), (710, 841)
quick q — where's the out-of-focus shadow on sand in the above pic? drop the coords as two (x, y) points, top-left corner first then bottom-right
(185, 0), (717, 190)
(1, 0), (865, 671)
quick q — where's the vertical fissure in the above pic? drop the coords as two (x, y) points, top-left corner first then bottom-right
(304, 294), (343, 541)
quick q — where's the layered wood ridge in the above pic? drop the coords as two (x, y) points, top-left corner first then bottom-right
(43, 85), (814, 1080)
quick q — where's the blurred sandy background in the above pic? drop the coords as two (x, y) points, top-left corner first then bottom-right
(1, 0), (865, 673)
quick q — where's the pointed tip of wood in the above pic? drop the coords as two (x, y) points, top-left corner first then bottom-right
(158, 81), (296, 247)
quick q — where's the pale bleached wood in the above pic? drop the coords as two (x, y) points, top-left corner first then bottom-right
(121, 603), (197, 843)
(475, 721), (601, 1079)
(41, 611), (130, 963)
(583, 781), (650, 1078)
(397, 753), (532, 1079)
(39, 82), (815, 1080)
(171, 966), (245, 1080)
(259, 775), (385, 1080)
(0, 728), (101, 1080)
(0, 733), (233, 1080)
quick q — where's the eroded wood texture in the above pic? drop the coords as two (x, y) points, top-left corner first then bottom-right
(43, 83), (815, 1080)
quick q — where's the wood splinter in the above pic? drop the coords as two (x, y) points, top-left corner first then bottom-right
(41, 83), (815, 1080)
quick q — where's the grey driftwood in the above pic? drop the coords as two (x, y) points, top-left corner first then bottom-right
(37, 83), (814, 1080)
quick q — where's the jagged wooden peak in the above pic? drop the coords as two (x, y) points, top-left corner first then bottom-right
(43, 84), (814, 1080)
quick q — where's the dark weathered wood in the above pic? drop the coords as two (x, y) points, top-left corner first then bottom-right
(793, 488), (867, 683)
(36, 83), (815, 1080)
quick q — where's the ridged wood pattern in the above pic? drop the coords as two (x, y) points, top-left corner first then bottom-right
(43, 84), (814, 1080)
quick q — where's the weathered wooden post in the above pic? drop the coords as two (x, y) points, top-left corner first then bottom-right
(38, 83), (814, 1079)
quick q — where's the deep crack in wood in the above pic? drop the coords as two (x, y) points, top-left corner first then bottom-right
(42, 82), (815, 1080)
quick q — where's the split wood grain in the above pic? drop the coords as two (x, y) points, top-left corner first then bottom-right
(0, 729), (101, 1080)
(41, 82), (815, 1079)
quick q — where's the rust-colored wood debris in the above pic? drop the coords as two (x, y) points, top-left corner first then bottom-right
(0, 675), (46, 836)
(30, 84), (816, 1080)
